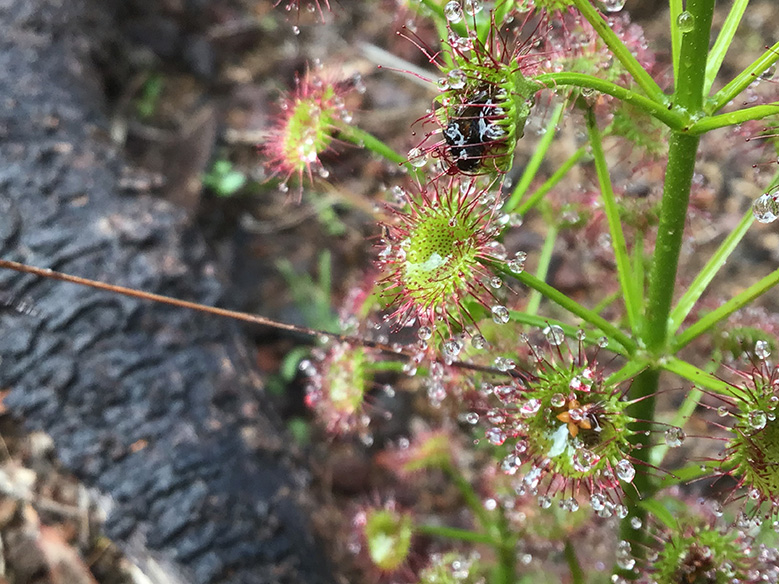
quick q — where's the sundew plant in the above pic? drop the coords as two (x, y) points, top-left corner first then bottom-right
(6, 0), (779, 582)
(273, 0), (779, 581)
(267, 0), (779, 581)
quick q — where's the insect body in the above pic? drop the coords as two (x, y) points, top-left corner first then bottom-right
(443, 91), (505, 172)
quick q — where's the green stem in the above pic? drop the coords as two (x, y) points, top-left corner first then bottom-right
(618, 368), (659, 548)
(586, 108), (642, 332)
(516, 146), (588, 216)
(508, 310), (628, 355)
(496, 267), (636, 353)
(688, 102), (779, 134)
(673, 266), (779, 350)
(668, 208), (754, 335)
(669, 0), (683, 81)
(661, 357), (738, 396)
(564, 540), (585, 584)
(605, 360), (648, 386)
(672, 0), (714, 112)
(443, 463), (492, 531)
(492, 509), (517, 584)
(570, 0), (669, 105)
(415, 523), (497, 545)
(643, 133), (700, 351)
(708, 40), (779, 114)
(703, 0), (749, 96)
(503, 101), (566, 213)
(649, 386), (703, 467)
(622, 4), (713, 548)
(525, 220), (558, 316)
(533, 73), (682, 130)
(335, 123), (424, 181)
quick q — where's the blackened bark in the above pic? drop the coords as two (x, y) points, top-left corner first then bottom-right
(0, 1), (333, 583)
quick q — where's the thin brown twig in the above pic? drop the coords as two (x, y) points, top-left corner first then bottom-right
(0, 259), (513, 378)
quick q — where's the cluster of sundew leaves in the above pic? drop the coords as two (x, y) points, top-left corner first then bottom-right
(377, 177), (519, 334)
(474, 331), (639, 513)
(625, 511), (779, 584)
(414, 1), (539, 176)
(718, 343), (779, 517)
(300, 342), (373, 436)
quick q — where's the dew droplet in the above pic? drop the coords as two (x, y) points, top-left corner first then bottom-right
(291, 25), (301, 35)
(590, 493), (607, 511)
(489, 276), (503, 289)
(417, 326), (432, 341)
(676, 10), (695, 33)
(718, 406), (729, 417)
(519, 398), (541, 418)
(407, 147), (427, 168)
(543, 325), (565, 346)
(486, 427), (507, 445)
(597, 336), (609, 348)
(443, 338), (464, 357)
(615, 459), (635, 483)
(472, 334), (486, 349)
(464, 412), (479, 424)
(447, 69), (467, 89)
(573, 448), (600, 473)
(463, 0), (482, 15)
(492, 305), (510, 324)
(630, 517), (642, 529)
(749, 410), (768, 430)
(753, 190), (779, 223)
(444, 0), (463, 23)
(755, 339), (771, 360)
(551, 393), (566, 408)
(538, 495), (552, 509)
(601, 0), (626, 12)
(560, 497), (579, 512)
(664, 427), (686, 448)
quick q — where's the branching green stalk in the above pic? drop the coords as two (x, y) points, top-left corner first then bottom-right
(673, 266), (779, 350)
(335, 123), (424, 181)
(703, 0), (749, 96)
(689, 102), (779, 134)
(533, 73), (683, 130)
(708, 40), (779, 113)
(504, 101), (566, 213)
(525, 219), (558, 316)
(586, 108), (642, 332)
(661, 357), (738, 396)
(495, 266), (636, 352)
(668, 209), (754, 335)
(570, 0), (669, 105)
(622, 0), (714, 559)
(515, 146), (587, 215)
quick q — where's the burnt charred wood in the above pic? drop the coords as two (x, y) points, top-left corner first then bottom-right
(0, 1), (334, 583)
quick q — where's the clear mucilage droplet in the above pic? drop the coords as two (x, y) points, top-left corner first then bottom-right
(615, 459), (635, 482)
(601, 0), (626, 12)
(492, 305), (510, 324)
(676, 10), (695, 33)
(753, 188), (779, 223)
(444, 0), (463, 23)
(755, 339), (772, 360)
(543, 325), (565, 346)
(664, 427), (686, 448)
(749, 410), (768, 430)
